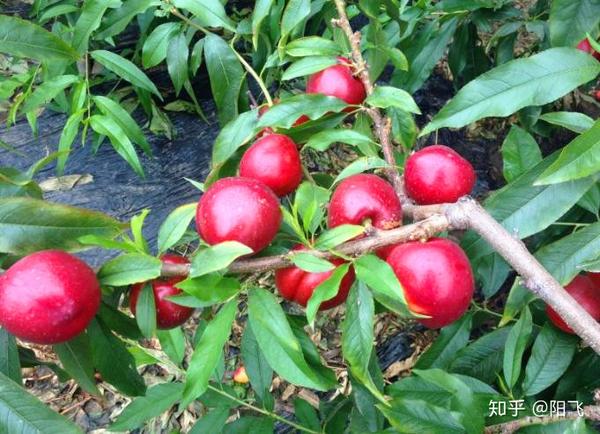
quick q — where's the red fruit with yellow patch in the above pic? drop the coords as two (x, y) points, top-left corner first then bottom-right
(386, 238), (474, 329)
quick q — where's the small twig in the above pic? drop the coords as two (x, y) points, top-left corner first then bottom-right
(484, 405), (600, 433)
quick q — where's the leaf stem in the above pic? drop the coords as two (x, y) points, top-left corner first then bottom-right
(206, 385), (321, 434)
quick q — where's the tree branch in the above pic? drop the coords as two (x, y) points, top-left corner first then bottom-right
(484, 404), (600, 433)
(332, 0), (406, 201)
(161, 214), (450, 276)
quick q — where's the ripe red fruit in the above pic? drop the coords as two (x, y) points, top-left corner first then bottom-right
(587, 272), (600, 288)
(577, 38), (600, 61)
(306, 56), (366, 105)
(386, 238), (474, 329)
(130, 254), (194, 330)
(546, 275), (600, 334)
(404, 145), (476, 205)
(239, 133), (303, 197)
(196, 177), (282, 253)
(275, 246), (355, 310)
(328, 174), (402, 230)
(0, 250), (100, 344)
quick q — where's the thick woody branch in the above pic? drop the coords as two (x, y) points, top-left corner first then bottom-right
(161, 214), (450, 276)
(484, 404), (600, 433)
(332, 0), (406, 201)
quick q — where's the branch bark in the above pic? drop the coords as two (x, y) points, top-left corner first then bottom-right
(161, 214), (450, 276)
(484, 404), (600, 433)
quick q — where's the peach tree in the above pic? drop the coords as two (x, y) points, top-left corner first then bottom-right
(1, 0), (600, 433)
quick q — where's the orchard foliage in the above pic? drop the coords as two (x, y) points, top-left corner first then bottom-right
(1, 0), (600, 433)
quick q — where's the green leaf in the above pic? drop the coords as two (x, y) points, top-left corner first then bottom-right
(354, 254), (412, 317)
(176, 275), (241, 307)
(306, 264), (351, 327)
(0, 15), (79, 61)
(157, 203), (197, 253)
(540, 111), (595, 133)
(247, 288), (335, 391)
(190, 242), (253, 277)
(556, 348), (600, 400)
(190, 406), (230, 433)
(379, 399), (465, 433)
(212, 109), (259, 165)
(54, 333), (100, 395)
(422, 48), (600, 136)
(203, 33), (245, 126)
(304, 129), (375, 152)
(93, 96), (151, 155)
(22, 75), (79, 114)
(501, 125), (542, 182)
(413, 369), (484, 434)
(89, 114), (145, 177)
(98, 303), (142, 340)
(172, 0), (236, 32)
(72, 0), (121, 54)
(286, 37), (342, 57)
(461, 153), (595, 261)
(136, 283), (157, 338)
(415, 313), (473, 370)
(451, 327), (511, 383)
(167, 32), (189, 95)
(241, 322), (273, 400)
(294, 398), (320, 431)
(549, 0), (600, 47)
(110, 383), (184, 431)
(342, 282), (387, 404)
(537, 119), (600, 185)
(503, 307), (533, 389)
(91, 50), (161, 98)
(314, 225), (364, 250)
(98, 253), (162, 286)
(294, 181), (330, 235)
(280, 0), (311, 44)
(522, 323), (578, 396)
(393, 18), (458, 94)
(182, 299), (237, 407)
(366, 86), (421, 114)
(157, 328), (186, 365)
(251, 0), (275, 48)
(290, 253), (335, 273)
(96, 0), (157, 40)
(57, 111), (84, 175)
(282, 56), (337, 80)
(142, 22), (181, 68)
(0, 197), (122, 255)
(258, 94), (348, 129)
(0, 328), (21, 384)
(333, 157), (389, 185)
(0, 371), (82, 434)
